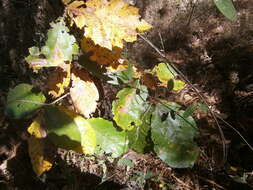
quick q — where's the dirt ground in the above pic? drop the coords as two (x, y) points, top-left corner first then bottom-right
(1, 0), (253, 189)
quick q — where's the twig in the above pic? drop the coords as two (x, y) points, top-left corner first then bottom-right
(171, 174), (194, 190)
(216, 116), (253, 152)
(48, 92), (70, 105)
(7, 92), (70, 106)
(198, 176), (227, 190)
(186, 0), (198, 26)
(158, 31), (165, 52)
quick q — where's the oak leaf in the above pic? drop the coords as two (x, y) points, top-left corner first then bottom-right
(81, 37), (128, 71)
(67, 0), (152, 50)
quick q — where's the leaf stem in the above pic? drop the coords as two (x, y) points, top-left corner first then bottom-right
(8, 92), (70, 106)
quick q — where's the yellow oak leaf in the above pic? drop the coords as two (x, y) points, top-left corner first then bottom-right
(47, 63), (71, 98)
(70, 68), (99, 118)
(67, 0), (152, 50)
(27, 117), (52, 176)
(81, 37), (128, 71)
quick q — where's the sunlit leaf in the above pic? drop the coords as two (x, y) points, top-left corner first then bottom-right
(43, 106), (127, 157)
(70, 68), (99, 118)
(27, 116), (52, 176)
(5, 83), (46, 119)
(152, 62), (185, 91)
(173, 80), (186, 91)
(151, 101), (199, 168)
(77, 117), (128, 157)
(67, 0), (152, 50)
(152, 62), (177, 83)
(73, 116), (97, 154)
(25, 18), (79, 70)
(213, 0), (237, 21)
(112, 82), (148, 130)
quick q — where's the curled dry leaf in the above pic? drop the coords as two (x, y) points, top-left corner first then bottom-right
(66, 0), (152, 50)
(47, 63), (71, 98)
(70, 68), (99, 118)
(81, 37), (128, 71)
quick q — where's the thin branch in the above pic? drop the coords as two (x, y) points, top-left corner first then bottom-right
(158, 31), (165, 52)
(7, 92), (70, 106)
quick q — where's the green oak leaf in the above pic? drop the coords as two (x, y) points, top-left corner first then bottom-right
(112, 83), (148, 130)
(5, 83), (46, 119)
(213, 0), (237, 21)
(151, 101), (199, 168)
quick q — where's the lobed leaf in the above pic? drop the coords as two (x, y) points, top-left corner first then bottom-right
(81, 37), (129, 71)
(67, 0), (152, 50)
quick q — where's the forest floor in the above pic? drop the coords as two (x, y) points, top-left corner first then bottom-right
(1, 0), (253, 189)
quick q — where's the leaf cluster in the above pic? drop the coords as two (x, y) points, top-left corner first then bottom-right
(3, 0), (213, 176)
